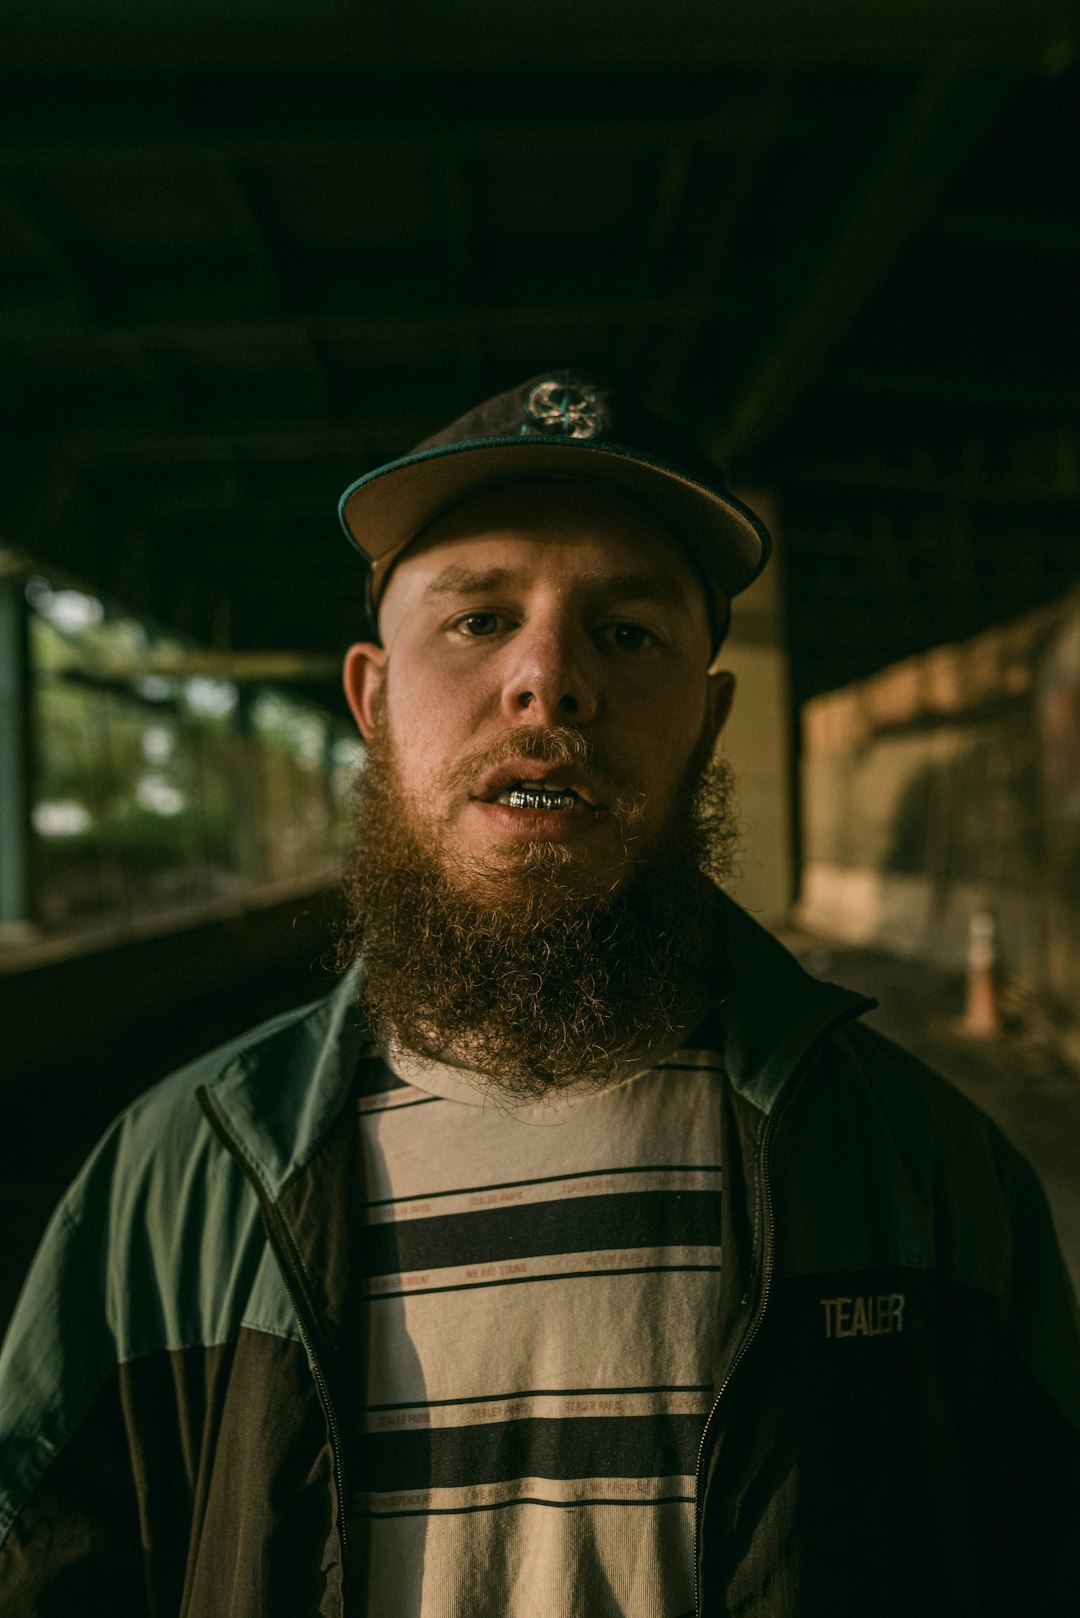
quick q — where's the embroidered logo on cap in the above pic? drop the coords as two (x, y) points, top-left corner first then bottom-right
(521, 377), (608, 441)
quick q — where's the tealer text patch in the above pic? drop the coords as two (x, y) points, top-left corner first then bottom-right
(819, 1294), (905, 1338)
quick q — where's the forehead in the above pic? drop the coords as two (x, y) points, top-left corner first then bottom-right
(379, 478), (707, 621)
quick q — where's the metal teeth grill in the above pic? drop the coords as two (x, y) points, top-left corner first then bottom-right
(507, 786), (576, 810)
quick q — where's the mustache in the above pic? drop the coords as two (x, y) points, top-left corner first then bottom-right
(440, 726), (643, 817)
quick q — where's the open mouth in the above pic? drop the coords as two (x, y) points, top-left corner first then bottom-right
(473, 761), (606, 816)
(493, 780), (583, 813)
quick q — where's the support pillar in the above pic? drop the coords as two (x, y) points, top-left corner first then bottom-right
(0, 568), (36, 940)
(710, 489), (795, 924)
(231, 685), (265, 887)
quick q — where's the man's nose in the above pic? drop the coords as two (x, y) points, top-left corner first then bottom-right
(499, 620), (598, 726)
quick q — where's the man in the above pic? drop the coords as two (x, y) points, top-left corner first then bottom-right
(1, 370), (1078, 1617)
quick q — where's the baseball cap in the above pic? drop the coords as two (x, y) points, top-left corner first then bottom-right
(338, 369), (772, 642)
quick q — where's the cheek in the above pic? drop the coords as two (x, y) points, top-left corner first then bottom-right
(632, 682), (708, 757)
(384, 671), (483, 792)
(624, 691), (712, 811)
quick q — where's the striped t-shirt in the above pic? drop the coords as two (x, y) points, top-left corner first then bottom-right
(353, 1023), (725, 1618)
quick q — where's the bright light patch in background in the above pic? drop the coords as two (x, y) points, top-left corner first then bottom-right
(252, 690), (326, 768)
(135, 674), (177, 703)
(21, 561), (358, 937)
(135, 774), (186, 816)
(26, 578), (105, 635)
(33, 801), (93, 838)
(106, 616), (150, 660)
(141, 725), (175, 765)
(329, 735), (365, 809)
(333, 736), (365, 771)
(184, 676), (239, 718)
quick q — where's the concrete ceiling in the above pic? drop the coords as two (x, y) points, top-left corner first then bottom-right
(1, 0), (1077, 710)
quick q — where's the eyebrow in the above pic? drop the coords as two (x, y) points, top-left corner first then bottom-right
(422, 564), (692, 612)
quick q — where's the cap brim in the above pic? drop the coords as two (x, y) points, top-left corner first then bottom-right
(338, 435), (771, 603)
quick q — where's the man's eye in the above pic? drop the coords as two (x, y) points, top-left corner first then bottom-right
(455, 612), (503, 637)
(601, 622), (656, 651)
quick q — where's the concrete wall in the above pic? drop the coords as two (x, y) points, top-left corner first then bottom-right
(1038, 609), (1080, 1014)
(797, 589), (1080, 1017)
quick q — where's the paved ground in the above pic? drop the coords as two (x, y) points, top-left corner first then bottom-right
(780, 927), (1080, 1299)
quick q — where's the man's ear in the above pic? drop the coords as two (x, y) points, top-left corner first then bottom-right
(704, 669), (736, 747)
(343, 642), (388, 741)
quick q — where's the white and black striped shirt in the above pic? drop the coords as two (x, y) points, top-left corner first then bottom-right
(353, 1020), (725, 1617)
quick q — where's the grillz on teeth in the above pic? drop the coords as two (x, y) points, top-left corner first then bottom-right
(495, 781), (580, 811)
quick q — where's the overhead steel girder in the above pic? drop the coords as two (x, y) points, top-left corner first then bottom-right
(713, 62), (1020, 464)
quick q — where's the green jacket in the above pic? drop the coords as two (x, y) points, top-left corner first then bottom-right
(2, 895), (1078, 1616)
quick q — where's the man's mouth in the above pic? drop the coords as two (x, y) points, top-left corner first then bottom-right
(493, 780), (583, 813)
(474, 763), (605, 814)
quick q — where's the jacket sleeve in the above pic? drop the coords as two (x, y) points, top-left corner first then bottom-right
(0, 1183), (149, 1614)
(969, 1131), (1080, 1614)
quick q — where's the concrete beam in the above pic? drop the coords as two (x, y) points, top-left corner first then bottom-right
(3, 9), (1071, 74)
(781, 457), (1080, 502)
(830, 363), (1080, 418)
(0, 294), (712, 352)
(0, 95), (803, 170)
(715, 61), (1019, 462)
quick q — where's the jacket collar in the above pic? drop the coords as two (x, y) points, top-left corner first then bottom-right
(201, 966), (370, 1202)
(710, 891), (875, 1115)
(202, 892), (875, 1193)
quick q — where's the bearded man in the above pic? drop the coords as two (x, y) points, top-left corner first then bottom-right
(1, 373), (1078, 1618)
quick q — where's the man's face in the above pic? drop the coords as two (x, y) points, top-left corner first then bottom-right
(343, 479), (735, 893)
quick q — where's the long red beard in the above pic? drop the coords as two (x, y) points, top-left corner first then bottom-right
(335, 705), (739, 1099)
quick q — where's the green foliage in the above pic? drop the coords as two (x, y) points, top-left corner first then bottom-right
(27, 579), (357, 935)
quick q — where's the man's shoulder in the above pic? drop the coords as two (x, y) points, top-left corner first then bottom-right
(124, 981), (340, 1132)
(0, 986), (352, 1491)
(828, 1016), (1012, 1150)
(65, 975), (354, 1222)
(816, 1015), (1059, 1270)
(829, 1013), (961, 1092)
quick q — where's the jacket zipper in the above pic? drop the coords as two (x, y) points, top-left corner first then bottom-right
(692, 1004), (871, 1618)
(691, 1104), (778, 1618)
(196, 1087), (351, 1613)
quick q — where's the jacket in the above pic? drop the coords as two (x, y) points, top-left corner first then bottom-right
(2, 893), (1079, 1616)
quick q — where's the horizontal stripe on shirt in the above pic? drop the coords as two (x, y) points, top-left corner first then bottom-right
(363, 1164), (721, 1224)
(359, 1409), (709, 1493)
(361, 1386), (713, 1431)
(356, 1474), (698, 1518)
(364, 1243), (721, 1299)
(360, 1185), (722, 1278)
